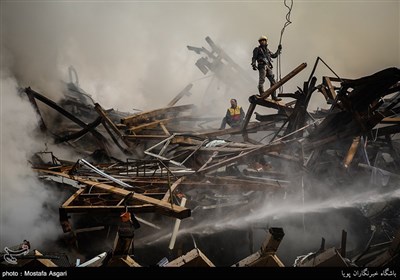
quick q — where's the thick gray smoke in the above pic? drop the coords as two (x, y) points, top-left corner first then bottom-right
(0, 69), (63, 248)
(1, 0), (399, 262)
(2, 1), (398, 113)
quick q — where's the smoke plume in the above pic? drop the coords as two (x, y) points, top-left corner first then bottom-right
(2, 1), (398, 113)
(0, 67), (64, 248)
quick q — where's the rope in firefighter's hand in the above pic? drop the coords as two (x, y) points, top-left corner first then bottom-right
(277, 0), (294, 94)
(279, 0), (293, 46)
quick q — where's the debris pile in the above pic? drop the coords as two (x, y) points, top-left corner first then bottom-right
(2, 37), (399, 268)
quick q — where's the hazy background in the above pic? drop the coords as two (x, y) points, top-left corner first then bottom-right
(2, 0), (399, 112)
(1, 0), (399, 255)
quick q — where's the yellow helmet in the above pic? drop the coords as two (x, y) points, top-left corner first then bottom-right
(258, 35), (268, 42)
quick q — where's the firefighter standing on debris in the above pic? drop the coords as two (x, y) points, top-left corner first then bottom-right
(113, 211), (140, 256)
(251, 35), (282, 101)
(220, 98), (245, 129)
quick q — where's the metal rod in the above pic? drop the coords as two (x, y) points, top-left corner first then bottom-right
(79, 159), (134, 189)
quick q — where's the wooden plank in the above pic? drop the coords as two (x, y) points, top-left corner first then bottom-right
(162, 177), (186, 202)
(94, 103), (124, 138)
(233, 227), (285, 267)
(241, 103), (256, 133)
(55, 116), (102, 143)
(101, 120), (132, 155)
(381, 117), (400, 123)
(165, 248), (215, 267)
(318, 85), (330, 101)
(242, 63), (307, 131)
(61, 187), (86, 208)
(123, 135), (171, 140)
(79, 193), (112, 196)
(125, 115), (215, 134)
(255, 113), (288, 122)
(167, 84), (193, 107)
(196, 121), (275, 138)
(121, 256), (142, 267)
(323, 76), (337, 100)
(205, 176), (284, 191)
(233, 253), (284, 267)
(60, 205), (155, 213)
(196, 141), (285, 175)
(143, 151), (183, 167)
(121, 104), (194, 126)
(34, 250), (58, 267)
(108, 255), (142, 267)
(197, 151), (219, 172)
(126, 118), (170, 134)
(24, 87), (107, 145)
(128, 121), (161, 134)
(343, 136), (360, 168)
(75, 179), (189, 218)
(171, 136), (205, 145)
(160, 122), (170, 136)
(260, 63), (307, 100)
(35, 169), (190, 219)
(174, 144), (258, 153)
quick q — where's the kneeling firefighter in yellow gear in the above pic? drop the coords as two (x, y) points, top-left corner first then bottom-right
(220, 99), (245, 129)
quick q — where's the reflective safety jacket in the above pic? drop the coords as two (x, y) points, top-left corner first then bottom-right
(228, 106), (243, 121)
(225, 105), (245, 128)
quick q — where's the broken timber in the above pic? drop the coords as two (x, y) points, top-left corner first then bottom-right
(242, 63), (307, 135)
(232, 227), (285, 267)
(34, 169), (190, 220)
(121, 104), (194, 127)
(24, 87), (108, 148)
(195, 140), (290, 175)
(167, 84), (193, 107)
(165, 248), (215, 267)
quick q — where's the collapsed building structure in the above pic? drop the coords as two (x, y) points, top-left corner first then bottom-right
(1, 37), (400, 267)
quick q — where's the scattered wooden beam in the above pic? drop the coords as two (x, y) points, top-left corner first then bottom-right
(343, 136), (361, 168)
(166, 248), (215, 267)
(162, 176), (186, 202)
(107, 255), (142, 267)
(24, 87), (107, 146)
(242, 63), (307, 132)
(168, 84), (193, 107)
(232, 228), (285, 267)
(121, 104), (194, 127)
(34, 250), (58, 267)
(94, 103), (124, 139)
(55, 116), (102, 143)
(196, 141), (286, 175)
(35, 169), (191, 219)
(260, 63), (307, 100)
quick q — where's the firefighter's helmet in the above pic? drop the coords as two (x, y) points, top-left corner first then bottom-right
(120, 211), (131, 222)
(258, 35), (268, 42)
